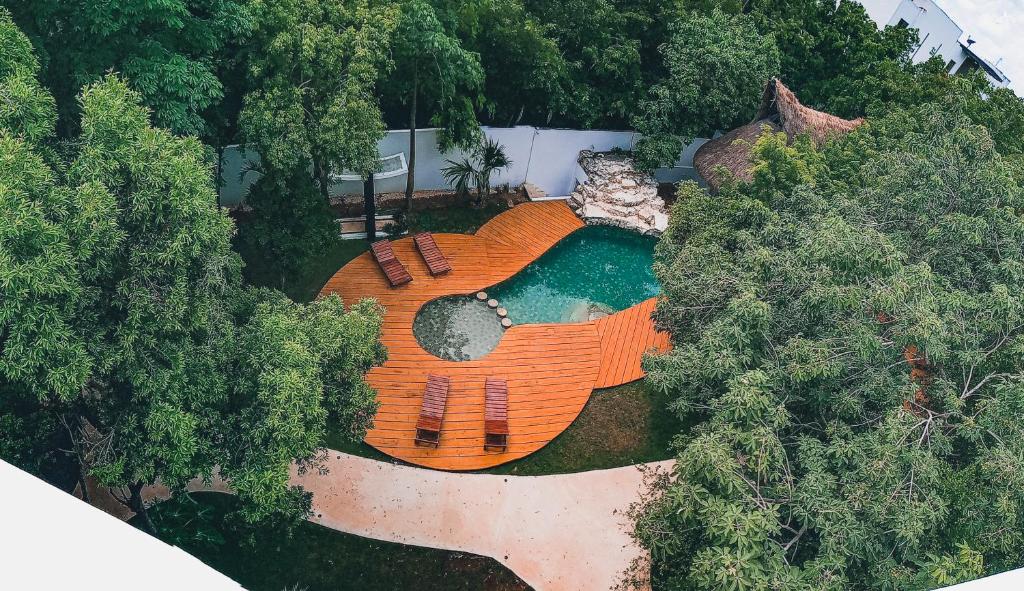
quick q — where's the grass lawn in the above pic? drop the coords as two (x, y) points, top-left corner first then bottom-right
(234, 200), (510, 303)
(405, 200), (509, 234)
(488, 380), (683, 476)
(146, 492), (529, 591)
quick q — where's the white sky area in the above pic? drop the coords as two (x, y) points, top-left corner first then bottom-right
(936, 0), (1024, 89)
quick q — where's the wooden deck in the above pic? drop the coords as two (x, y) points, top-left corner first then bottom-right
(320, 201), (670, 470)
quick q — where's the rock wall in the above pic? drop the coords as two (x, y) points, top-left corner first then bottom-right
(568, 151), (668, 235)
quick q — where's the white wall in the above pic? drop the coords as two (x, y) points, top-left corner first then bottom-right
(891, 0), (966, 67)
(0, 460), (244, 590)
(859, 0), (900, 24)
(218, 126), (706, 206)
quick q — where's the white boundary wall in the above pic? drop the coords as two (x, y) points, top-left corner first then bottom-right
(0, 460), (244, 590)
(218, 126), (708, 206)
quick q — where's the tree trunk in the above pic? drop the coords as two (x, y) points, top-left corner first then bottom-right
(77, 464), (91, 504)
(313, 156), (331, 204)
(405, 68), (418, 212)
(215, 145), (224, 208)
(364, 173), (376, 242)
(129, 481), (156, 534)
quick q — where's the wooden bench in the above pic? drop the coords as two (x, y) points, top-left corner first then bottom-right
(484, 377), (509, 452)
(370, 239), (412, 287)
(413, 232), (452, 276)
(415, 375), (450, 447)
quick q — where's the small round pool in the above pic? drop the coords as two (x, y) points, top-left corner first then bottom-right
(413, 295), (504, 361)
(412, 225), (659, 361)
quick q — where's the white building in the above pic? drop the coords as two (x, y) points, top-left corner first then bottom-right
(858, 0), (1011, 87)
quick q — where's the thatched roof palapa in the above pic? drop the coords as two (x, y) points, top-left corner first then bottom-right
(693, 79), (864, 192)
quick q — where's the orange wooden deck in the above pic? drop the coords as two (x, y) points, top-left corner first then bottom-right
(320, 201), (670, 470)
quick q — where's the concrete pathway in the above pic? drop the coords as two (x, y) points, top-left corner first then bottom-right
(83, 453), (672, 591)
(293, 454), (672, 591)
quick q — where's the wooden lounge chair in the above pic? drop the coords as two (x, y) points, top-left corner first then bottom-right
(484, 377), (509, 452)
(415, 375), (450, 447)
(370, 239), (412, 287)
(413, 232), (452, 276)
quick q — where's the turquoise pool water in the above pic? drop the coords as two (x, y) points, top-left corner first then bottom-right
(489, 225), (659, 324)
(413, 225), (659, 361)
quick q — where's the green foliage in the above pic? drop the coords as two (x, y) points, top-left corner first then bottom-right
(440, 137), (511, 203)
(0, 8), (56, 143)
(241, 168), (338, 286)
(386, 0), (483, 150)
(5, 0), (253, 136)
(632, 9), (780, 169)
(745, 0), (916, 113)
(219, 289), (384, 523)
(474, 136), (511, 200)
(825, 58), (1024, 157)
(636, 96), (1024, 589)
(239, 0), (397, 186)
(149, 493), (227, 551)
(522, 0), (665, 127)
(0, 32), (386, 527)
(449, 0), (571, 126)
(440, 156), (476, 199)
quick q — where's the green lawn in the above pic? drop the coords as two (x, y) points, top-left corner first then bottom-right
(145, 492), (529, 591)
(489, 380), (682, 475)
(405, 200), (509, 234)
(233, 200), (509, 303)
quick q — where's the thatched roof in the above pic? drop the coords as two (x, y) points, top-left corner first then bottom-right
(693, 79), (864, 192)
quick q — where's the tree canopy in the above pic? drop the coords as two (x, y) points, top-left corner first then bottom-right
(5, 0), (252, 136)
(632, 9), (780, 170)
(635, 95), (1024, 590)
(0, 14), (385, 531)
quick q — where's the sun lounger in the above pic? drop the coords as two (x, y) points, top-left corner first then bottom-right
(484, 377), (509, 452)
(370, 239), (412, 287)
(415, 375), (450, 447)
(413, 232), (452, 276)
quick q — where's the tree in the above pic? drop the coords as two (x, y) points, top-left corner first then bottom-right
(824, 57), (1024, 157)
(745, 0), (916, 113)
(0, 24), (386, 530)
(631, 9), (780, 170)
(386, 0), (483, 212)
(474, 136), (511, 204)
(217, 289), (384, 525)
(444, 0), (572, 127)
(240, 169), (338, 288)
(633, 97), (1024, 590)
(239, 0), (397, 201)
(0, 7), (95, 483)
(522, 0), (655, 128)
(5, 0), (253, 137)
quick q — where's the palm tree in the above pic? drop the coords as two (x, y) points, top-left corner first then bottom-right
(473, 137), (512, 205)
(441, 157), (476, 201)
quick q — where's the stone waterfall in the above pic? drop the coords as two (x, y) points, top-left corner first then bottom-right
(568, 151), (669, 235)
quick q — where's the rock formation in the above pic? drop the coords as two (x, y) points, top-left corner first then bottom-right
(568, 151), (668, 235)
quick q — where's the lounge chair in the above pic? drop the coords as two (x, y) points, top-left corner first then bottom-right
(484, 377), (509, 452)
(415, 375), (450, 447)
(370, 239), (412, 287)
(413, 232), (452, 276)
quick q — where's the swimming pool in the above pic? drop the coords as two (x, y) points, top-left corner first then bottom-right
(413, 225), (659, 361)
